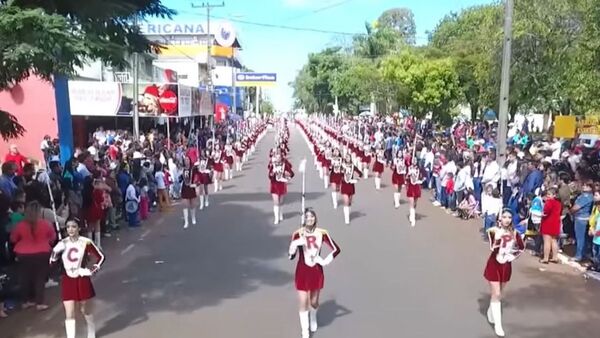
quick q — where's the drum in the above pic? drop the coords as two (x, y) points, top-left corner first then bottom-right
(125, 200), (139, 214)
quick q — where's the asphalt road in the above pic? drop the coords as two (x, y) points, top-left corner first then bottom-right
(2, 123), (600, 338)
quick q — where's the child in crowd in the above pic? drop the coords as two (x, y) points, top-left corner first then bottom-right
(482, 186), (502, 233)
(139, 177), (149, 221)
(457, 189), (478, 219)
(445, 172), (456, 212)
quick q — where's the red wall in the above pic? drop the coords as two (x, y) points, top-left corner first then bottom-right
(0, 76), (58, 164)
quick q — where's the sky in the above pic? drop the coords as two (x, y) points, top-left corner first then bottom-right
(163, 0), (493, 111)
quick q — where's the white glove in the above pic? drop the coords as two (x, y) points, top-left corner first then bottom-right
(288, 237), (306, 256)
(78, 268), (92, 277)
(314, 254), (334, 266)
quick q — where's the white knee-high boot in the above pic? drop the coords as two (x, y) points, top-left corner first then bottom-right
(214, 178), (219, 192)
(183, 208), (189, 229)
(65, 319), (76, 338)
(490, 301), (505, 337)
(409, 207), (416, 227)
(94, 232), (101, 249)
(487, 305), (495, 324)
(199, 195), (205, 210)
(343, 206), (350, 224)
(85, 314), (96, 338)
(299, 311), (309, 338)
(309, 306), (318, 332)
(375, 177), (381, 190)
(273, 205), (280, 225)
(205, 194), (210, 207)
(363, 167), (369, 179)
(393, 192), (401, 208)
(324, 174), (329, 189)
(331, 191), (338, 209)
(279, 206), (284, 221)
(191, 208), (197, 225)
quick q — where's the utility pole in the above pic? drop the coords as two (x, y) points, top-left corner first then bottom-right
(132, 15), (140, 141)
(192, 1), (225, 126)
(496, 0), (514, 167)
(231, 48), (237, 116)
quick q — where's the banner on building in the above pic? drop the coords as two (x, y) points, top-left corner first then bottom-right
(69, 81), (123, 116)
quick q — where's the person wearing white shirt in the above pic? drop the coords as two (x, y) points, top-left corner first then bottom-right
(154, 164), (170, 211)
(481, 185), (503, 232)
(550, 138), (562, 162)
(125, 178), (140, 227)
(454, 163), (472, 205)
(481, 152), (501, 190)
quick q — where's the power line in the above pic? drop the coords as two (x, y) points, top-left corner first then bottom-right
(284, 0), (356, 22)
(179, 10), (363, 36)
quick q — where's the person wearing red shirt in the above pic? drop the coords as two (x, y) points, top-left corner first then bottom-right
(540, 188), (562, 263)
(4, 144), (28, 176)
(10, 201), (56, 311)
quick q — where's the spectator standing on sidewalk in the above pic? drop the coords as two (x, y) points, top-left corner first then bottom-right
(570, 181), (594, 262)
(9, 201), (56, 311)
(540, 188), (562, 263)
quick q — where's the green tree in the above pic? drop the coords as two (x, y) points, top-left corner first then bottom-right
(0, 0), (174, 140)
(428, 4), (503, 120)
(381, 50), (461, 120)
(376, 7), (417, 45)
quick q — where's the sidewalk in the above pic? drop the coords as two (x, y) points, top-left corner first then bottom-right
(427, 191), (600, 282)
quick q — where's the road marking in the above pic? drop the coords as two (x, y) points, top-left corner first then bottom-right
(140, 229), (151, 239)
(121, 244), (135, 255)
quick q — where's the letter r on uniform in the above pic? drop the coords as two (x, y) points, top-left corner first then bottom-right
(306, 236), (317, 250)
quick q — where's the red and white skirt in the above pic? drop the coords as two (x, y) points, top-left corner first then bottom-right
(198, 173), (212, 185)
(340, 181), (355, 196)
(181, 185), (197, 200)
(270, 181), (287, 196)
(406, 182), (421, 198)
(61, 275), (95, 301)
(373, 162), (384, 174)
(295, 263), (324, 291)
(483, 255), (513, 283)
(330, 172), (343, 186)
(226, 156), (234, 165)
(213, 163), (224, 173)
(392, 172), (405, 186)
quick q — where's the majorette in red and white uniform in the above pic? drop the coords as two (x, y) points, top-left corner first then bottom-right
(372, 148), (386, 190)
(288, 212), (340, 338)
(391, 149), (407, 208)
(211, 144), (225, 192)
(321, 146), (333, 189)
(196, 151), (213, 210)
(180, 157), (201, 228)
(234, 140), (245, 171)
(340, 154), (361, 224)
(483, 215), (524, 337)
(360, 144), (372, 179)
(50, 234), (105, 338)
(268, 152), (295, 224)
(224, 142), (235, 181)
(328, 149), (343, 209)
(405, 153), (424, 227)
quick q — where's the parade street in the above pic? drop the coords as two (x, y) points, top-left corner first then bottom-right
(2, 125), (600, 338)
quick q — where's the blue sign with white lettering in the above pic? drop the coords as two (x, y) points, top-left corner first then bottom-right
(235, 73), (277, 87)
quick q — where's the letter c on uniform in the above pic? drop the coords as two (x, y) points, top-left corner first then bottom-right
(67, 248), (79, 262)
